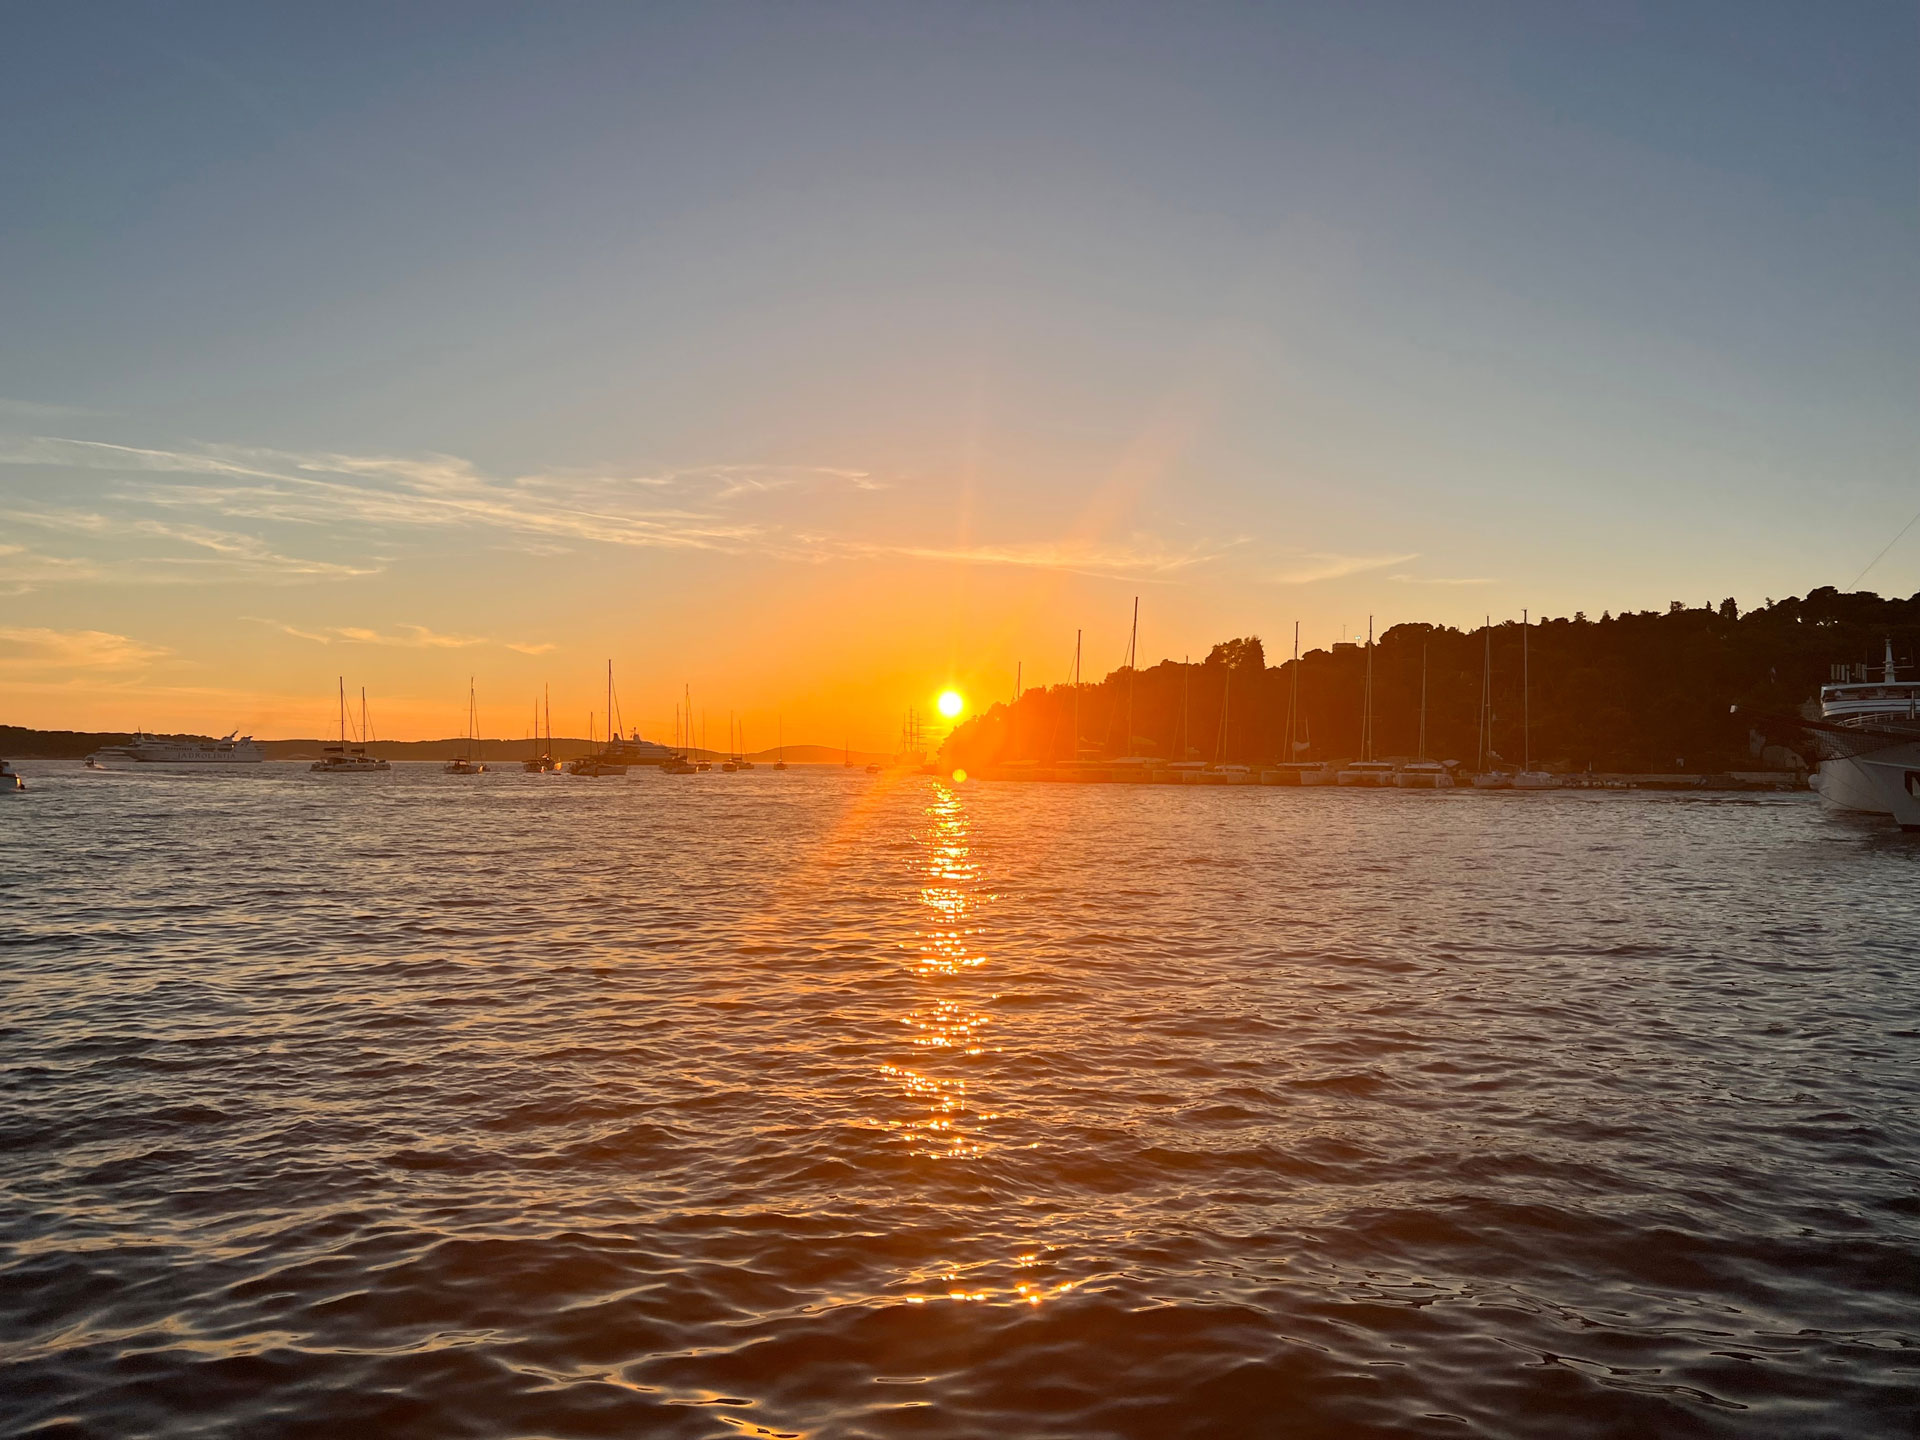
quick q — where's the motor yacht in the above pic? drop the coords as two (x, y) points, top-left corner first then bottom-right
(1799, 640), (1920, 829)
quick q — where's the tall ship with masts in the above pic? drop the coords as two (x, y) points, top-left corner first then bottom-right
(312, 679), (391, 773)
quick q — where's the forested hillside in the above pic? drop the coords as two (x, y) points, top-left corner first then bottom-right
(942, 588), (1920, 773)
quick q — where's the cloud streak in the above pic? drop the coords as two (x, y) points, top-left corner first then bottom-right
(1266, 552), (1419, 585)
(247, 618), (492, 649)
(1386, 572), (1498, 586)
(0, 626), (168, 671)
(1, 436), (868, 557)
(5, 431), (1253, 586)
(844, 536), (1226, 581)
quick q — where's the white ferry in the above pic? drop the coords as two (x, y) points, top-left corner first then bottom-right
(1803, 640), (1920, 829)
(87, 732), (263, 765)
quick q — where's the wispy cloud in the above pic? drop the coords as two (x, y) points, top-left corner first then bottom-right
(4, 431), (1242, 587)
(247, 618), (488, 648)
(6, 502), (378, 588)
(1386, 572), (1498, 586)
(841, 536), (1226, 581)
(0, 626), (168, 671)
(1, 436), (868, 557)
(1267, 552), (1419, 585)
(505, 641), (557, 655)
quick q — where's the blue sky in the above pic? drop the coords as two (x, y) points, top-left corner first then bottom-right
(2, 3), (1914, 739)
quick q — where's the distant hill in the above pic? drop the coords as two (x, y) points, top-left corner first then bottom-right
(943, 587), (1920, 774)
(0, 726), (894, 765)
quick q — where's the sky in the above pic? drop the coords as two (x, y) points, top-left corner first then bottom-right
(2, 2), (1915, 744)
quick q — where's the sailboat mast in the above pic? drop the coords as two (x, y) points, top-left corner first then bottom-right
(1362, 617), (1374, 763)
(1126, 595), (1138, 759)
(1477, 618), (1490, 771)
(1220, 659), (1230, 763)
(1522, 609), (1531, 773)
(1287, 621), (1300, 759)
(338, 676), (346, 747)
(1418, 644), (1428, 762)
(1072, 629), (1082, 763)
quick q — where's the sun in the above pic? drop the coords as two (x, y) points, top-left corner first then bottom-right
(937, 689), (964, 719)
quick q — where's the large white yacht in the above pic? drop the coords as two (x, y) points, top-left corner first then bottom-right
(1805, 640), (1920, 829)
(87, 732), (263, 765)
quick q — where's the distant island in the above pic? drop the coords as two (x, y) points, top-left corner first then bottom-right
(0, 730), (894, 767)
(942, 587), (1918, 775)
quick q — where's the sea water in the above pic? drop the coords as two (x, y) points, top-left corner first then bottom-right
(2, 764), (1915, 1437)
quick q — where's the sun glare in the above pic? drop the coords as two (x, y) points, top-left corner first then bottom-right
(937, 690), (964, 718)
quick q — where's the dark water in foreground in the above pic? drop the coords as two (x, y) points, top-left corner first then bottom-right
(2, 763), (1916, 1438)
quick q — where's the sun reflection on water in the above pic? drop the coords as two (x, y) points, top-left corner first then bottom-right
(867, 781), (1090, 1309)
(877, 781), (995, 1160)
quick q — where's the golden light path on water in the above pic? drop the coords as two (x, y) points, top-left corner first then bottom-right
(877, 779), (1078, 1308)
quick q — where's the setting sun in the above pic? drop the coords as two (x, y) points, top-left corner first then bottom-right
(937, 690), (964, 719)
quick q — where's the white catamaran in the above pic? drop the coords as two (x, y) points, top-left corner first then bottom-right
(312, 679), (390, 773)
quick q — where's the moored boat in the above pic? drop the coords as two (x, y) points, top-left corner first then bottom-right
(313, 681), (391, 773)
(1337, 760), (1398, 786)
(444, 677), (488, 774)
(1396, 759), (1455, 788)
(1, 758), (22, 791)
(1792, 641), (1920, 829)
(87, 731), (263, 766)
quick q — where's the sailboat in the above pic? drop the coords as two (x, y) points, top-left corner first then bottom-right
(735, 718), (754, 770)
(445, 677), (488, 774)
(1167, 656), (1205, 776)
(663, 686), (698, 773)
(567, 662), (634, 775)
(312, 679), (390, 773)
(523, 686), (560, 772)
(1513, 610), (1558, 789)
(1470, 616), (1512, 788)
(1338, 618), (1396, 785)
(1273, 621), (1336, 784)
(1396, 642), (1453, 787)
(773, 716), (788, 771)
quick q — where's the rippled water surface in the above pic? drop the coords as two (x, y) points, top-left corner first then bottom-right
(3, 762), (1917, 1438)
